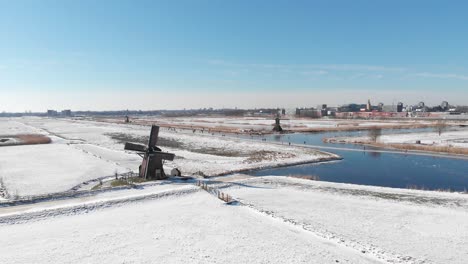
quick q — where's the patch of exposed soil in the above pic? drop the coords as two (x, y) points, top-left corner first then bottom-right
(0, 134), (51, 147)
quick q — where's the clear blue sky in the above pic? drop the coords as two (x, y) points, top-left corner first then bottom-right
(1, 0), (467, 111)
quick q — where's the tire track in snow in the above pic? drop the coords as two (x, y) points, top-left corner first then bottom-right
(0, 187), (199, 225)
(236, 199), (429, 264)
(202, 179), (430, 264)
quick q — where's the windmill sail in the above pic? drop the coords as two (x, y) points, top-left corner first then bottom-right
(124, 142), (147, 152)
(148, 125), (160, 148)
(150, 152), (175, 161)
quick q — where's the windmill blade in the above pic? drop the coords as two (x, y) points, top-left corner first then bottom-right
(148, 125), (160, 148)
(150, 152), (175, 161)
(124, 142), (147, 152)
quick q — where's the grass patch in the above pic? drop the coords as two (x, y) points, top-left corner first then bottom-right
(110, 179), (132, 187)
(244, 150), (296, 163)
(106, 133), (184, 148)
(128, 177), (147, 183)
(289, 175), (320, 181)
(107, 132), (245, 157)
(91, 183), (102, 191)
(111, 177), (148, 187)
(190, 147), (244, 157)
(383, 143), (468, 155)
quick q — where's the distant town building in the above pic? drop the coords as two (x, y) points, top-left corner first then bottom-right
(377, 102), (384, 111)
(316, 104), (328, 116)
(397, 102), (404, 112)
(338, 104), (366, 112)
(440, 101), (449, 111)
(295, 108), (321, 118)
(366, 99), (372, 112)
(47, 110), (58, 116)
(382, 105), (398, 112)
(61, 109), (72, 117)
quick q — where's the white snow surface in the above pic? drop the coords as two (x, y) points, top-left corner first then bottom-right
(0, 117), (335, 197)
(334, 128), (468, 149)
(223, 176), (468, 264)
(0, 144), (129, 196)
(0, 185), (379, 264)
(378, 129), (468, 148)
(0, 118), (45, 135)
(1, 176), (467, 263)
(107, 116), (439, 131)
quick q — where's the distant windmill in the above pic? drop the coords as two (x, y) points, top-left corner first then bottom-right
(273, 111), (283, 132)
(124, 125), (175, 179)
(124, 110), (130, 123)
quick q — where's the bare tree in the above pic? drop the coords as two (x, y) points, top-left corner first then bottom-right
(434, 120), (447, 136)
(368, 127), (382, 143)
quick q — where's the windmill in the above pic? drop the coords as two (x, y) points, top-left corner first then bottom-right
(273, 110), (283, 132)
(124, 125), (175, 180)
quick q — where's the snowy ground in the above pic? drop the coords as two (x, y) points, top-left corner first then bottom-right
(1, 176), (467, 263)
(0, 144), (130, 197)
(378, 130), (468, 148)
(0, 119), (46, 135)
(0, 184), (379, 264)
(2, 116), (467, 263)
(328, 128), (468, 149)
(0, 117), (336, 198)
(99, 115), (452, 133)
(222, 176), (468, 264)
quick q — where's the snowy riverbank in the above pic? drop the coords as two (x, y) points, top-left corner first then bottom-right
(325, 128), (468, 156)
(1, 176), (467, 263)
(0, 117), (337, 197)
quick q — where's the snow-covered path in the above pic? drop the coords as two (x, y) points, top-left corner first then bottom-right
(224, 177), (468, 264)
(1, 176), (467, 263)
(0, 182), (380, 264)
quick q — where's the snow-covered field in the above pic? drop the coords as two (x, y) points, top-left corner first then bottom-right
(2, 117), (468, 263)
(0, 188), (378, 263)
(1, 176), (467, 263)
(0, 144), (130, 197)
(223, 176), (468, 264)
(0, 119), (46, 135)
(0, 117), (336, 197)
(100, 115), (445, 133)
(328, 128), (468, 149)
(378, 130), (468, 148)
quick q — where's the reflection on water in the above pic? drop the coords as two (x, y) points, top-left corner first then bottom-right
(245, 128), (468, 191)
(367, 151), (381, 158)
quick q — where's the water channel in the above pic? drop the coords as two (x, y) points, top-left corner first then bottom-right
(244, 128), (468, 191)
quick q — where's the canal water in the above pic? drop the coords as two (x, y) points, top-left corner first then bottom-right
(244, 128), (468, 191)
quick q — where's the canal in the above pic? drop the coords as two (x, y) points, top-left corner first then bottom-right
(244, 128), (468, 191)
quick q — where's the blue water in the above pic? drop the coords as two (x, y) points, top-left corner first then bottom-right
(244, 128), (468, 191)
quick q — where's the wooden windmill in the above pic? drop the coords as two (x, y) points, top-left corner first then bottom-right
(124, 125), (175, 180)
